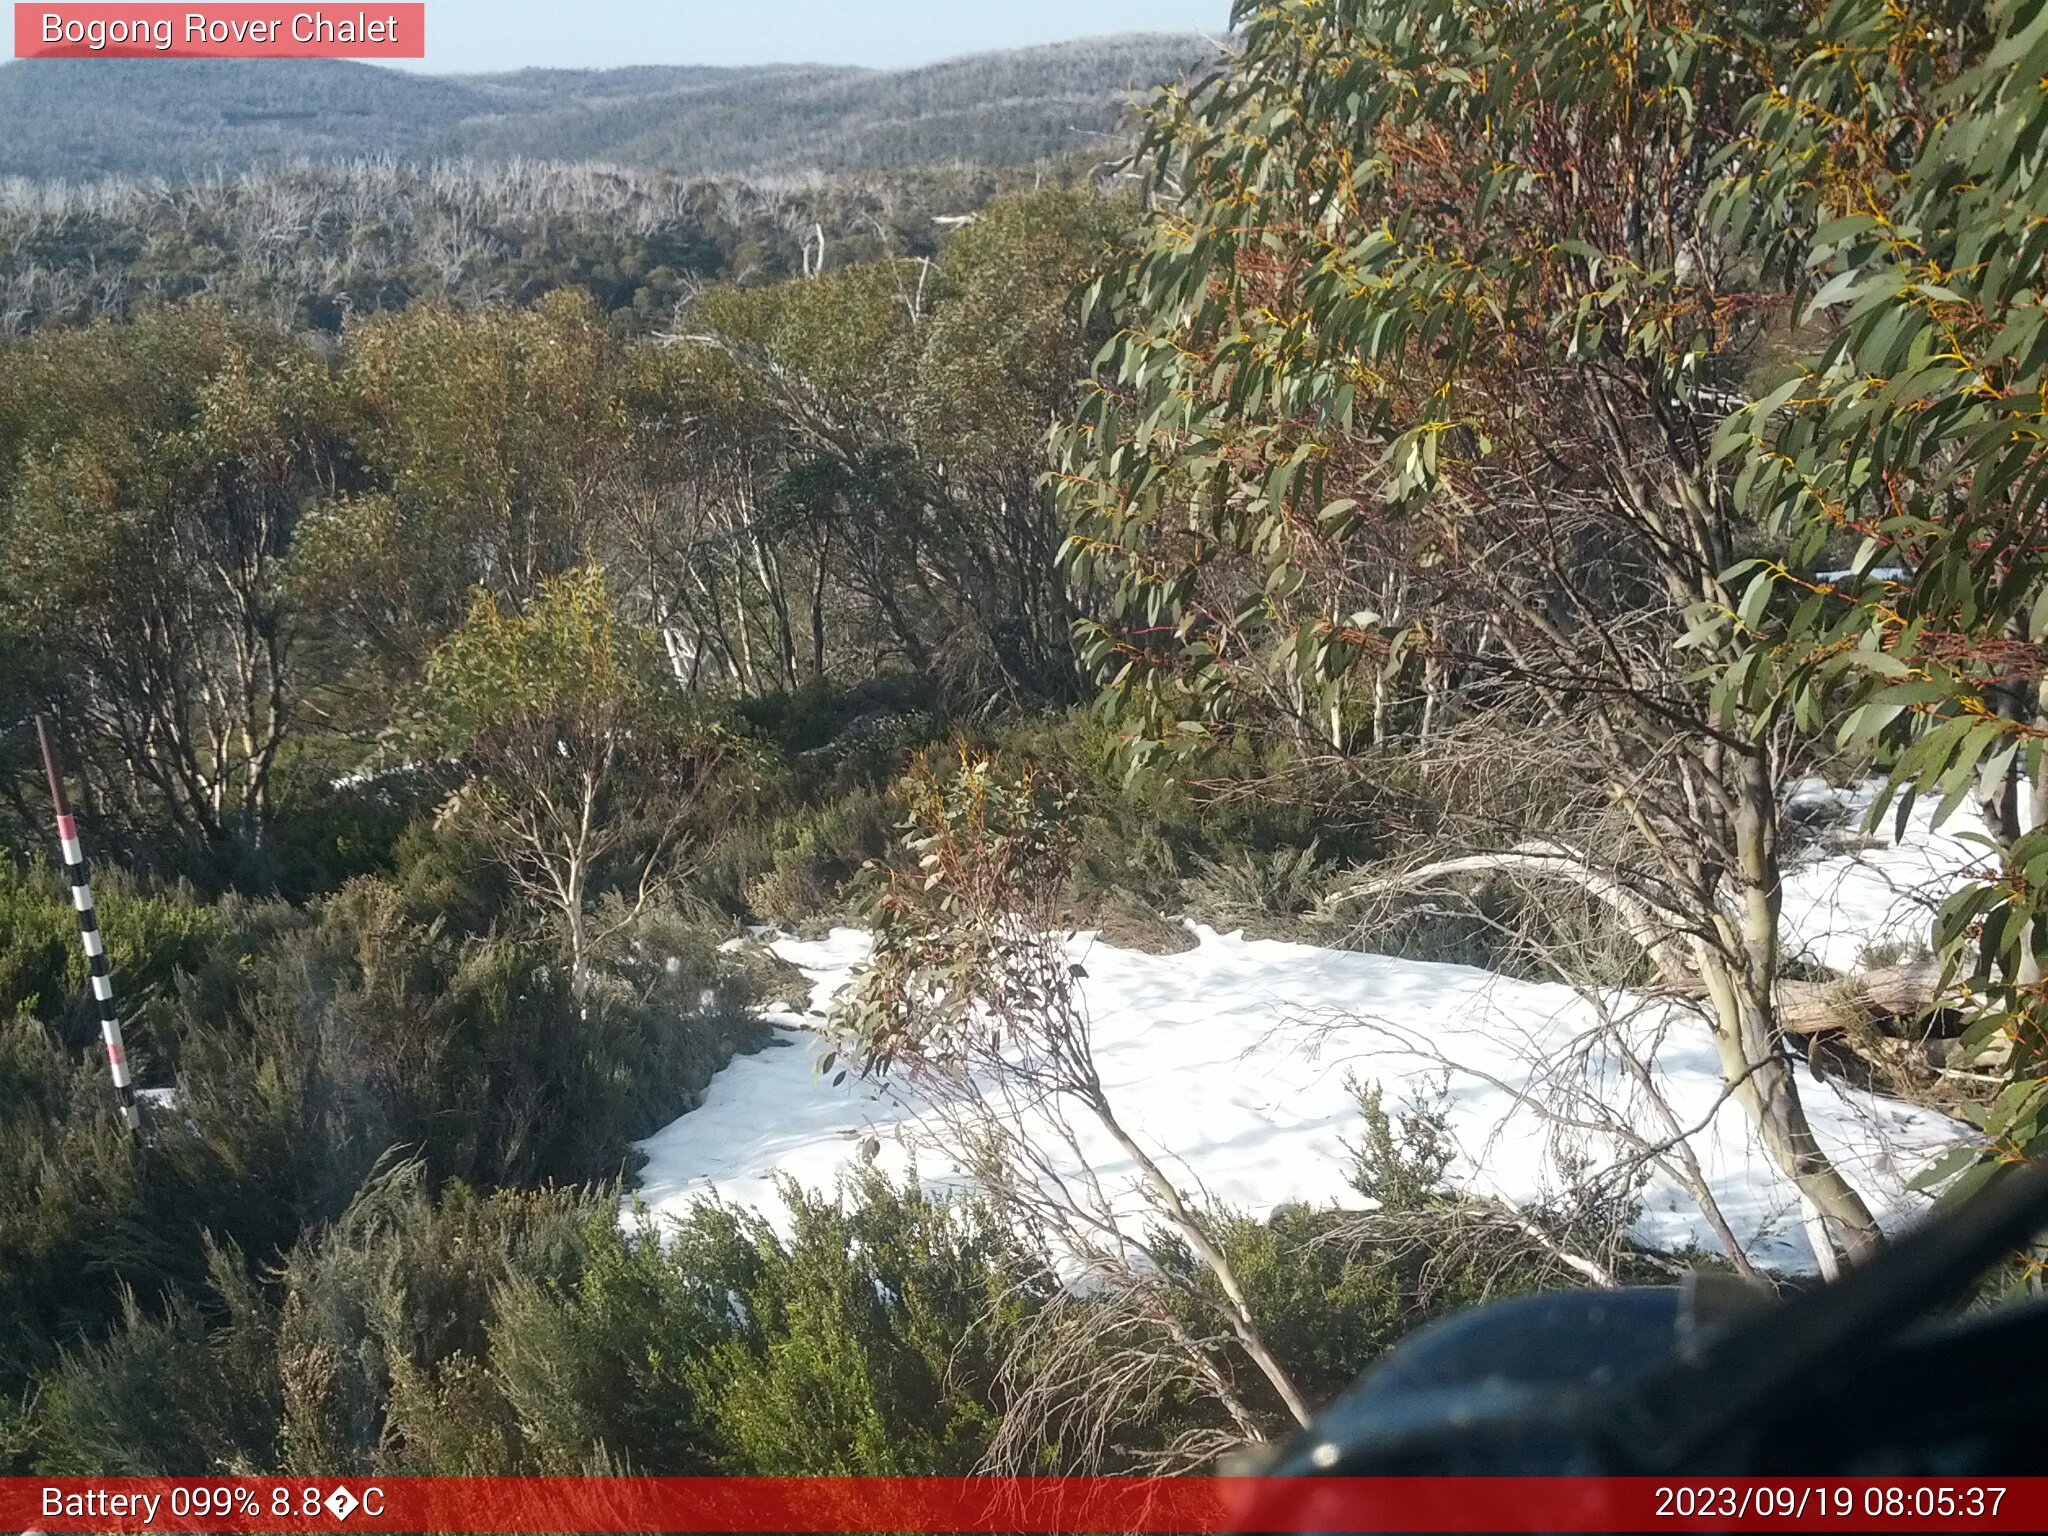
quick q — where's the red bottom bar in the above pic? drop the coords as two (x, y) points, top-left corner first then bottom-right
(6, 1476), (2043, 1532)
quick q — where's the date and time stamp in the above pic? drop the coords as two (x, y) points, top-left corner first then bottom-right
(1653, 1482), (2010, 1522)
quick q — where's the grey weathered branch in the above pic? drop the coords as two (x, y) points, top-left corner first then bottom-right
(1329, 839), (1696, 983)
(1334, 848), (1966, 1042)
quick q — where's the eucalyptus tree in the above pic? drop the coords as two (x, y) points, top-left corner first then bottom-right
(1709, 0), (2048, 1181)
(0, 305), (349, 869)
(422, 564), (722, 1001)
(293, 290), (675, 687)
(671, 189), (1120, 704)
(1053, 0), (1883, 1260)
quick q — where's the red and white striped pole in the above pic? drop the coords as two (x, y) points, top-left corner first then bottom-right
(35, 714), (141, 1133)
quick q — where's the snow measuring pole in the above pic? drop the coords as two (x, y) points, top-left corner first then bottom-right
(36, 714), (141, 1132)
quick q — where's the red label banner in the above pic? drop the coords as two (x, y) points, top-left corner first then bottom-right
(3, 1476), (2044, 1532)
(14, 5), (425, 59)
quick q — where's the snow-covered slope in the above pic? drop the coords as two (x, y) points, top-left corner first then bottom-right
(631, 785), (1988, 1273)
(1781, 778), (1992, 973)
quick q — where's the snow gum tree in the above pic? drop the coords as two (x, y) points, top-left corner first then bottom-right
(1707, 0), (2048, 1187)
(666, 191), (1122, 703)
(0, 305), (349, 867)
(423, 563), (723, 1001)
(1052, 0), (1883, 1261)
(292, 290), (661, 682)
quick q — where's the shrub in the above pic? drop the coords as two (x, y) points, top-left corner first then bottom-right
(198, 873), (761, 1190)
(271, 1164), (596, 1475)
(264, 750), (435, 903)
(26, 1163), (598, 1478)
(500, 1171), (1048, 1475)
(686, 821), (777, 921)
(0, 849), (765, 1400)
(0, 864), (73, 1023)
(0, 858), (250, 1060)
(0, 1012), (307, 1399)
(0, 1015), (146, 1387)
(744, 789), (895, 929)
(681, 1173), (1041, 1474)
(20, 1112), (1624, 1479)
(1177, 843), (1339, 939)
(28, 1247), (280, 1476)
(29, 1166), (1042, 1478)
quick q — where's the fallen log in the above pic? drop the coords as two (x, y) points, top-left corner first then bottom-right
(1771, 961), (1966, 1038)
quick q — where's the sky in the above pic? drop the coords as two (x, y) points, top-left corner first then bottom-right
(383, 1), (1235, 74)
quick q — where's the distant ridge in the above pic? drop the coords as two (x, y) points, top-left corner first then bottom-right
(0, 35), (1217, 182)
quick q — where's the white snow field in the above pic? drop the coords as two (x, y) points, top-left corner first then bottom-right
(1781, 777), (1996, 973)
(631, 786), (1989, 1272)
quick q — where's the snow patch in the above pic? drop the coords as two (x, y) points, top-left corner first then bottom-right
(1780, 778), (1989, 973)
(632, 783), (1989, 1274)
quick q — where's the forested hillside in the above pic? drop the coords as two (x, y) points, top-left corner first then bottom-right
(3, 0), (2045, 1487)
(0, 35), (1211, 181)
(0, 157), (1056, 333)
